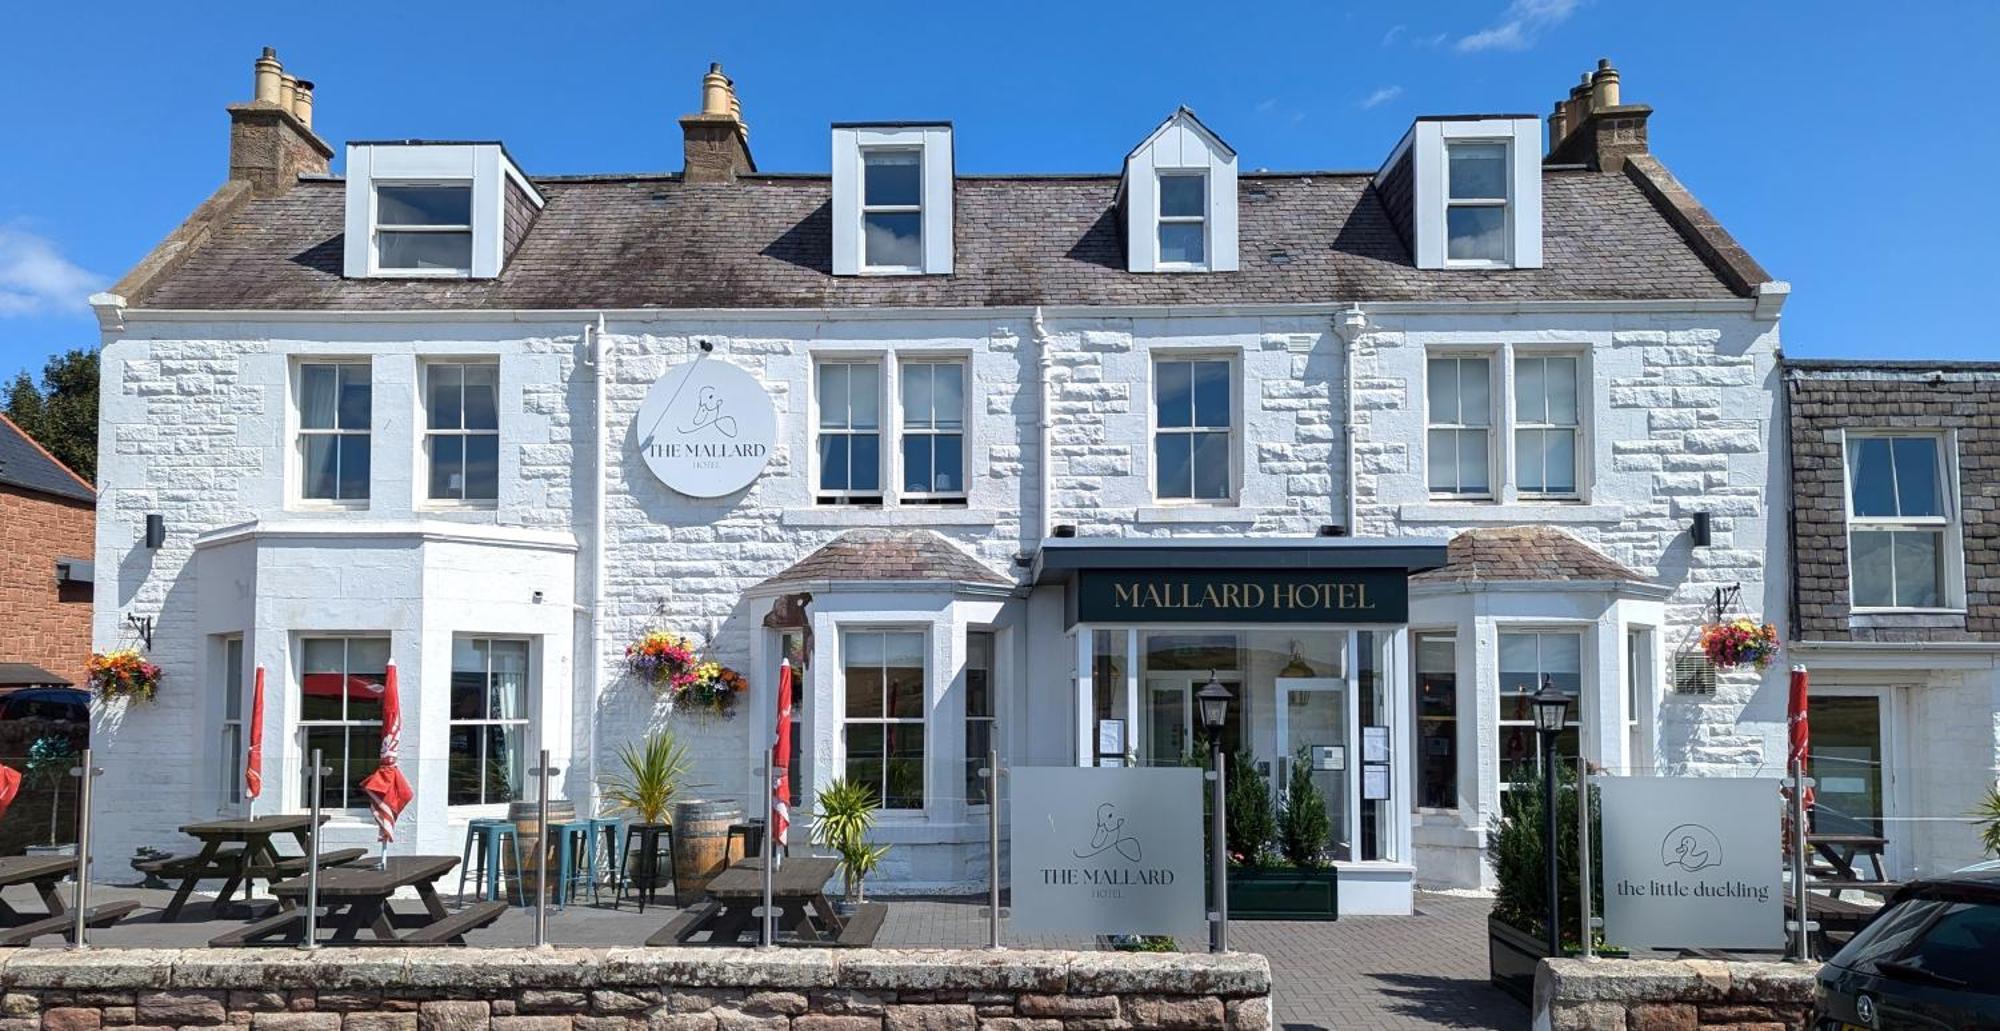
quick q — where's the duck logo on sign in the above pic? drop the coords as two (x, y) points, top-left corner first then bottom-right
(635, 358), (777, 498)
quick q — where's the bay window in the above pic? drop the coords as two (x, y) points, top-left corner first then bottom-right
(298, 636), (387, 810)
(448, 637), (529, 807)
(1153, 357), (1233, 501)
(1846, 434), (1955, 609)
(1496, 631), (1581, 790)
(843, 630), (926, 810)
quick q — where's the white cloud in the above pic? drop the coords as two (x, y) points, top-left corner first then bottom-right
(1254, 97), (1279, 114)
(0, 227), (103, 317)
(1456, 0), (1580, 53)
(1381, 24), (1404, 46)
(1360, 85), (1405, 109)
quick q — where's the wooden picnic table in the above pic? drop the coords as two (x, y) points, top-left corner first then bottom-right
(214, 856), (504, 947)
(648, 857), (884, 947)
(150, 815), (366, 920)
(1806, 832), (1899, 899)
(0, 856), (74, 925)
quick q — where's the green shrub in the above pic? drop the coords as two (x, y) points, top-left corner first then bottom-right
(1278, 747), (1333, 867)
(1487, 760), (1601, 946)
(1225, 750), (1277, 866)
(1973, 784), (2000, 856)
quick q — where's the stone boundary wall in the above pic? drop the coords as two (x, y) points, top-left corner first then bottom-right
(0, 947), (1271, 1031)
(1533, 958), (1816, 1030)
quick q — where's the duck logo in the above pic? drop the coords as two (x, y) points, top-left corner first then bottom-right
(1660, 823), (1724, 873)
(1072, 802), (1144, 863)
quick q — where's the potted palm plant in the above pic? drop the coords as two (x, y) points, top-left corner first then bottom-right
(1973, 785), (2000, 857)
(601, 730), (691, 826)
(811, 778), (889, 909)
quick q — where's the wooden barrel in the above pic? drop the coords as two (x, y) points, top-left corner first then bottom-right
(671, 799), (742, 901)
(508, 799), (577, 897)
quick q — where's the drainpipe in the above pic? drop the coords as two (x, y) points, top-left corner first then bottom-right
(1335, 306), (1368, 536)
(1033, 307), (1054, 541)
(582, 315), (609, 810)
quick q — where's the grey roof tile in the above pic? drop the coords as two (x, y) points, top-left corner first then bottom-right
(755, 528), (1010, 590)
(0, 415), (93, 504)
(1412, 526), (1645, 584)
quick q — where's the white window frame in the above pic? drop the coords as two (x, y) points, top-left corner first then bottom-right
(859, 147), (924, 274)
(1443, 140), (1512, 268)
(1155, 170), (1209, 271)
(370, 180), (475, 277)
(1494, 628), (1585, 795)
(218, 635), (246, 811)
(965, 629), (997, 808)
(421, 360), (501, 507)
(294, 360), (372, 507)
(895, 357), (969, 503)
(1149, 353), (1239, 504)
(1842, 430), (1964, 613)
(1625, 626), (1656, 774)
(295, 635), (390, 813)
(813, 358), (886, 504)
(1512, 352), (1583, 499)
(838, 627), (930, 813)
(1425, 353), (1496, 500)
(447, 636), (534, 811)
(1412, 631), (1460, 814)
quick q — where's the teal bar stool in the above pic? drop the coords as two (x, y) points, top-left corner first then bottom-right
(586, 816), (625, 901)
(458, 819), (526, 906)
(544, 820), (595, 908)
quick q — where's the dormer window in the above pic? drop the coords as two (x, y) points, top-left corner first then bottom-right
(832, 124), (953, 276)
(1445, 143), (1508, 263)
(343, 142), (543, 280)
(374, 184), (473, 272)
(1157, 172), (1208, 268)
(862, 149), (924, 271)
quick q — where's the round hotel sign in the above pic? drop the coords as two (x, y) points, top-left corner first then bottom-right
(634, 359), (777, 497)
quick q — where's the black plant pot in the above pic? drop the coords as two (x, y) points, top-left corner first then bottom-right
(1486, 915), (1547, 1004)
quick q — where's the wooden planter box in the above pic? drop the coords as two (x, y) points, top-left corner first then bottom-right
(1487, 915), (1548, 1004)
(1225, 866), (1338, 921)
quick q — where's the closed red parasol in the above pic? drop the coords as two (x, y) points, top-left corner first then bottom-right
(245, 666), (266, 799)
(359, 660), (414, 852)
(1787, 664), (1814, 814)
(0, 764), (19, 822)
(771, 659), (794, 848)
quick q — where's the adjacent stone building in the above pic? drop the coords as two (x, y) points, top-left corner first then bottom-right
(87, 50), (1795, 907)
(0, 413), (95, 692)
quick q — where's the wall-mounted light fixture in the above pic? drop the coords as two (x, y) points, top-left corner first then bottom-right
(144, 514), (166, 549)
(1317, 524), (1348, 538)
(1689, 511), (1712, 548)
(1052, 524), (1077, 539)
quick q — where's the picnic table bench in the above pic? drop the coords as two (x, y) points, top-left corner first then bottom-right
(212, 856), (504, 947)
(0, 856), (140, 946)
(1805, 832), (1900, 900)
(648, 857), (884, 947)
(146, 815), (367, 920)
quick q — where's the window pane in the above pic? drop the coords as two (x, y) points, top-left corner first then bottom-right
(303, 435), (339, 500)
(864, 213), (922, 268)
(1545, 357), (1579, 424)
(818, 364), (848, 430)
(1156, 361), (1193, 429)
(1192, 431), (1230, 499)
(901, 363), (933, 428)
(337, 435), (371, 500)
(1905, 902), (2000, 985)
(850, 433), (880, 491)
(1446, 207), (1506, 261)
(1847, 437), (1896, 517)
(883, 632), (924, 668)
(300, 640), (347, 721)
(1427, 429), (1457, 492)
(303, 727), (348, 808)
(887, 664), (924, 719)
(1160, 173), (1206, 217)
(902, 435), (933, 493)
(489, 640), (530, 717)
(1457, 429), (1490, 493)
(300, 365), (337, 429)
(1156, 433), (1193, 498)
(1460, 358), (1491, 426)
(884, 724), (925, 809)
(378, 231), (473, 271)
(1447, 144), (1507, 199)
(847, 364), (880, 430)
(1192, 361), (1230, 428)
(450, 638), (485, 719)
(427, 364), (463, 431)
(462, 364), (499, 431)
(846, 631), (884, 666)
(845, 664), (884, 719)
(448, 725), (481, 805)
(1159, 222), (1205, 265)
(1514, 356), (1546, 423)
(337, 365), (371, 430)
(377, 184), (471, 226)
(966, 720), (993, 803)
(1892, 438), (1943, 518)
(464, 434), (498, 500)
(1416, 636), (1457, 810)
(932, 434), (963, 493)
(1541, 429), (1577, 493)
(932, 364), (963, 430)
(223, 639), (245, 720)
(1540, 634), (1582, 676)
(1427, 359), (1458, 423)
(483, 725), (525, 804)
(1850, 531), (1894, 607)
(966, 633), (994, 718)
(428, 435), (464, 500)
(863, 150), (922, 207)
(1517, 428), (1546, 493)
(818, 434), (849, 492)
(1893, 530), (1942, 608)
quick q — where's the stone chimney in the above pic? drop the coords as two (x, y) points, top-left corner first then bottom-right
(228, 47), (333, 197)
(1546, 58), (1651, 172)
(680, 63), (756, 184)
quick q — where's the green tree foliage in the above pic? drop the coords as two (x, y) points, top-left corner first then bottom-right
(1279, 747), (1333, 867)
(1487, 760), (1602, 947)
(4, 349), (98, 483)
(1225, 749), (1277, 866)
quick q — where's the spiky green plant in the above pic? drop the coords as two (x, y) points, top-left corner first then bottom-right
(599, 731), (691, 826)
(1973, 785), (2000, 857)
(812, 778), (890, 902)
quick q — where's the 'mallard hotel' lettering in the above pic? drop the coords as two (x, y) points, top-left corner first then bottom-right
(1112, 580), (1377, 613)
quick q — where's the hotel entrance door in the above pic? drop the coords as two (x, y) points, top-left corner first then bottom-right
(1276, 677), (1351, 861)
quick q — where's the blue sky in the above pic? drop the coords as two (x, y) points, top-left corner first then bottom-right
(3, 0), (1995, 382)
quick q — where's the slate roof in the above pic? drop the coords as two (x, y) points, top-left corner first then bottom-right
(0, 414), (93, 503)
(0, 663), (73, 688)
(1411, 526), (1644, 584)
(130, 167), (1747, 311)
(755, 529), (1010, 590)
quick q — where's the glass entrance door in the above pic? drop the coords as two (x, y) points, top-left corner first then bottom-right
(1812, 695), (1885, 838)
(1143, 680), (1190, 767)
(1277, 677), (1350, 861)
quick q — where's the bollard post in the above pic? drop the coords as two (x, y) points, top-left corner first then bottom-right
(301, 749), (329, 950)
(985, 748), (1001, 951)
(760, 757), (775, 950)
(1209, 741), (1228, 954)
(1789, 759), (1813, 962)
(67, 749), (102, 950)
(533, 750), (554, 949)
(1576, 762), (1593, 960)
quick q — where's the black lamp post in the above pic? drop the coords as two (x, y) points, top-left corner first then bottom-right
(1197, 672), (1233, 953)
(1531, 680), (1572, 958)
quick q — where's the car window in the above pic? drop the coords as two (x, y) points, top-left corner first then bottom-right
(1832, 897), (1948, 969)
(1904, 901), (2000, 992)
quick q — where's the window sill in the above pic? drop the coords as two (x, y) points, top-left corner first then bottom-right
(1135, 505), (1262, 524)
(781, 507), (998, 528)
(416, 501), (500, 516)
(1398, 501), (1624, 524)
(288, 501), (372, 513)
(1848, 610), (1967, 630)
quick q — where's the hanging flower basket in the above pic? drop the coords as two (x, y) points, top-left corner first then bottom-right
(1699, 619), (1780, 672)
(676, 662), (749, 716)
(87, 649), (162, 702)
(624, 631), (748, 715)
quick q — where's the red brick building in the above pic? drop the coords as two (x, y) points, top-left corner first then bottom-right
(0, 414), (95, 690)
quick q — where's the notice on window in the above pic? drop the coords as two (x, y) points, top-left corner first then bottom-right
(1597, 776), (1784, 951)
(1362, 764), (1391, 800)
(1362, 725), (1391, 764)
(1010, 767), (1206, 938)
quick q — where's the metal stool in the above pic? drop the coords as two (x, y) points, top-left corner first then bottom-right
(727, 819), (781, 865)
(586, 816), (625, 899)
(457, 819), (526, 906)
(618, 823), (675, 912)
(544, 820), (595, 908)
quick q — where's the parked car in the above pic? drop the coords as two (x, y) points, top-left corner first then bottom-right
(0, 688), (90, 723)
(1815, 870), (2000, 1029)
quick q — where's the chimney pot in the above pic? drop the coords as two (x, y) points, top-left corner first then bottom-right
(291, 79), (315, 128)
(279, 73), (298, 113)
(701, 63), (732, 116)
(254, 47), (284, 105)
(229, 46), (332, 196)
(1591, 59), (1621, 108)
(681, 61), (755, 183)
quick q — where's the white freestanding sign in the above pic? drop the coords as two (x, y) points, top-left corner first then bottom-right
(1010, 767), (1206, 938)
(1597, 776), (1785, 951)
(634, 358), (777, 497)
